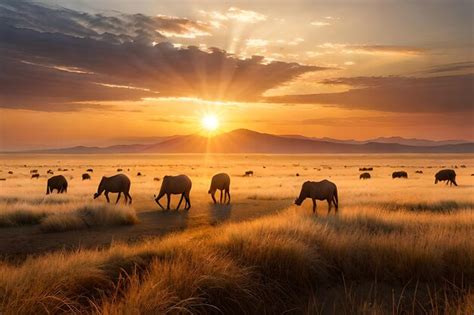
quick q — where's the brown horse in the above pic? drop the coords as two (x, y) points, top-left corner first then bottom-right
(295, 180), (338, 214)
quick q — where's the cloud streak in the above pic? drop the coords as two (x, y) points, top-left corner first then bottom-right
(318, 43), (426, 56)
(265, 74), (474, 112)
(423, 61), (474, 74)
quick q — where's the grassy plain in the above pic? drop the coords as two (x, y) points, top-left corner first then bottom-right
(0, 154), (473, 314)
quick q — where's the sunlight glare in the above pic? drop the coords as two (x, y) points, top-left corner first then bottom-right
(201, 114), (219, 131)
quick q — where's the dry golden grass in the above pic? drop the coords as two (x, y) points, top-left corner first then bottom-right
(0, 201), (138, 231)
(0, 206), (473, 314)
(0, 154), (473, 314)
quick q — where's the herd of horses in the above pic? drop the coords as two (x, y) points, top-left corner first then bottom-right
(45, 172), (227, 211)
(39, 167), (459, 214)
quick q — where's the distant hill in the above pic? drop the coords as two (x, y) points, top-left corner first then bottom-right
(105, 135), (182, 145)
(15, 129), (474, 154)
(280, 134), (470, 147)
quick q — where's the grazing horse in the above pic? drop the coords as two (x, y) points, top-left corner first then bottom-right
(94, 174), (132, 204)
(392, 171), (408, 179)
(46, 175), (68, 194)
(155, 175), (192, 210)
(295, 180), (338, 214)
(435, 169), (457, 186)
(209, 173), (231, 204)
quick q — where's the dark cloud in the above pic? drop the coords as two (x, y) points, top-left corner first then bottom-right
(0, 0), (212, 44)
(423, 61), (474, 74)
(0, 1), (325, 111)
(0, 56), (157, 111)
(266, 74), (474, 113)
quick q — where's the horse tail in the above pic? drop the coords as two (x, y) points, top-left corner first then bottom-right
(333, 187), (339, 210)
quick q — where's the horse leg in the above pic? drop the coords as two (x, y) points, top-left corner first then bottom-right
(220, 190), (223, 204)
(115, 192), (121, 204)
(166, 194), (171, 210)
(176, 194), (184, 210)
(105, 191), (110, 203)
(312, 199), (317, 215)
(226, 189), (231, 205)
(185, 193), (191, 210)
(127, 192), (132, 204)
(155, 192), (165, 210)
(327, 199), (332, 214)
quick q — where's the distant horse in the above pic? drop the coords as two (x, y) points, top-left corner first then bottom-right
(392, 171), (408, 179)
(46, 175), (68, 194)
(435, 169), (457, 186)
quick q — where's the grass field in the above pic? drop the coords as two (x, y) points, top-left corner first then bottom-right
(0, 154), (473, 314)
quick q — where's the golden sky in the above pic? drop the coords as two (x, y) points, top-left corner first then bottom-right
(0, 0), (473, 149)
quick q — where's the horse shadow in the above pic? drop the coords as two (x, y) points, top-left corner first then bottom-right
(139, 209), (189, 230)
(208, 203), (232, 225)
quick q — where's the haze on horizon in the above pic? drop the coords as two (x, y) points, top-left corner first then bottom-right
(0, 0), (473, 150)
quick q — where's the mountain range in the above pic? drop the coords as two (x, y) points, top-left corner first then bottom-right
(14, 129), (474, 154)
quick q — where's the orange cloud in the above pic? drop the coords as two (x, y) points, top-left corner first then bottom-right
(199, 7), (267, 24)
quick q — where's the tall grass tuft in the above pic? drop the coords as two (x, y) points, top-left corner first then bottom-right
(40, 203), (139, 232)
(0, 201), (138, 232)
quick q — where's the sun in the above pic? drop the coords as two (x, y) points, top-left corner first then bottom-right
(201, 114), (219, 131)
